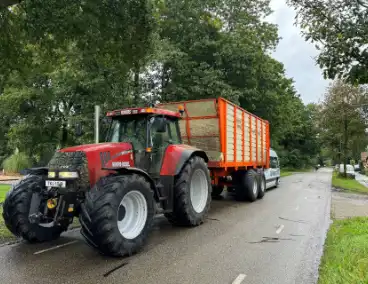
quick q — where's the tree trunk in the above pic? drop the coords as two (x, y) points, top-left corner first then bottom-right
(133, 64), (140, 107)
(61, 123), (68, 149)
(161, 63), (169, 102)
(343, 112), (348, 177)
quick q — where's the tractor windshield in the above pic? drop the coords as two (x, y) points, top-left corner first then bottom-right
(106, 116), (147, 150)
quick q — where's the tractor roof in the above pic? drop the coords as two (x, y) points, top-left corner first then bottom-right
(106, 107), (181, 118)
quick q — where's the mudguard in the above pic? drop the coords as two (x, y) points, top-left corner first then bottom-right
(22, 167), (48, 176)
(160, 145), (208, 176)
(102, 166), (160, 202)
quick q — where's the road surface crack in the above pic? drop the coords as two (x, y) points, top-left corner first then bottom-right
(103, 262), (128, 277)
(279, 217), (309, 224)
(207, 217), (220, 221)
(248, 237), (295, 244)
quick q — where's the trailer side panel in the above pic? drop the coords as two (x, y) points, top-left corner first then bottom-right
(157, 98), (270, 170)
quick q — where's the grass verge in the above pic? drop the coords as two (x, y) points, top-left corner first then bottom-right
(280, 171), (293, 177)
(0, 184), (11, 203)
(318, 217), (368, 284)
(332, 171), (368, 194)
(280, 168), (313, 177)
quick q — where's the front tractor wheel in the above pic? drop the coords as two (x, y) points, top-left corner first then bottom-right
(79, 174), (155, 257)
(2, 175), (68, 243)
(165, 156), (211, 226)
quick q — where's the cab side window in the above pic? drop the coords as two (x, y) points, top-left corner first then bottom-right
(167, 119), (180, 144)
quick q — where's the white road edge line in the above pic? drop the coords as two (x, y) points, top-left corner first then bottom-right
(276, 224), (285, 235)
(232, 274), (247, 284)
(34, 240), (78, 255)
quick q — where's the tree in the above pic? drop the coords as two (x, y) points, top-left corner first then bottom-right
(319, 80), (368, 176)
(287, 0), (368, 84)
(0, 0), (322, 171)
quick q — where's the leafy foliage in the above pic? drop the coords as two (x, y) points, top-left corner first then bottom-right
(318, 80), (368, 172)
(287, 0), (368, 84)
(2, 152), (32, 174)
(0, 0), (321, 169)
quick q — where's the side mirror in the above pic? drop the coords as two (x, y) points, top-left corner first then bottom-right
(75, 122), (84, 137)
(152, 117), (167, 133)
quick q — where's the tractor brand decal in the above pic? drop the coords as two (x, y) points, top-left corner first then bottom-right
(112, 161), (130, 168)
(100, 151), (111, 167)
(111, 150), (133, 160)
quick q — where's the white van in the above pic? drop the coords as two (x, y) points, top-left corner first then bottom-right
(338, 164), (355, 178)
(264, 148), (281, 189)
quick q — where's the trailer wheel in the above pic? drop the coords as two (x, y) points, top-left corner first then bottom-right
(212, 185), (224, 197)
(165, 156), (211, 226)
(258, 175), (266, 199)
(79, 174), (155, 257)
(2, 175), (67, 243)
(234, 170), (259, 202)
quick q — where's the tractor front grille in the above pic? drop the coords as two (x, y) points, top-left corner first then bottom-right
(48, 151), (90, 192)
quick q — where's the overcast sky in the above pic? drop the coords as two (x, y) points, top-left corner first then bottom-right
(267, 0), (331, 104)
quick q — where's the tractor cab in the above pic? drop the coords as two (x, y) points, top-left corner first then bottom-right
(105, 106), (184, 177)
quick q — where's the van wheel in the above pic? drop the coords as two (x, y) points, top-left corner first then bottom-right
(275, 178), (279, 188)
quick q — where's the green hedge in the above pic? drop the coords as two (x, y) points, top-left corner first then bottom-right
(2, 152), (32, 174)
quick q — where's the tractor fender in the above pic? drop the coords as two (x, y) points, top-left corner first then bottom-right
(160, 145), (209, 176)
(102, 166), (159, 201)
(22, 167), (49, 176)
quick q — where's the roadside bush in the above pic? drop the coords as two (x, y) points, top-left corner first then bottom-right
(2, 152), (32, 174)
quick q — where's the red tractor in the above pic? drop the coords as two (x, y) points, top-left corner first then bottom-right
(2, 105), (211, 256)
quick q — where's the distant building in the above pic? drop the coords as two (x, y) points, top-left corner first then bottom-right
(361, 152), (368, 168)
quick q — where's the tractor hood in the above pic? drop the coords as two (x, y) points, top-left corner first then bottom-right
(49, 142), (134, 187)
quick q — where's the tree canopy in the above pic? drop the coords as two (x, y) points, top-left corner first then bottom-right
(0, 0), (322, 170)
(287, 0), (368, 84)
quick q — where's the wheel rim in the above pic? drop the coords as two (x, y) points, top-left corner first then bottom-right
(253, 179), (258, 195)
(190, 169), (209, 213)
(117, 190), (148, 240)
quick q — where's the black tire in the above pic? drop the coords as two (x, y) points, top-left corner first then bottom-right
(227, 186), (235, 193)
(234, 170), (259, 202)
(79, 174), (155, 257)
(212, 185), (224, 197)
(165, 156), (211, 226)
(258, 175), (266, 199)
(2, 175), (67, 242)
(275, 178), (279, 188)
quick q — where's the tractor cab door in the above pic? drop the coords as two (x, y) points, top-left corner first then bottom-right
(148, 116), (180, 178)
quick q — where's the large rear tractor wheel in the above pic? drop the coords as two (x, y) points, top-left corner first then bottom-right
(165, 156), (211, 226)
(2, 175), (67, 242)
(79, 174), (155, 257)
(234, 170), (259, 202)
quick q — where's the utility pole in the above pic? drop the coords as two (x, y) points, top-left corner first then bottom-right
(95, 105), (100, 144)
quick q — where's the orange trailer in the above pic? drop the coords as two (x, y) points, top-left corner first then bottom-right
(158, 97), (270, 199)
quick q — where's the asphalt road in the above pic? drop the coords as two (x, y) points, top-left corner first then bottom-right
(0, 169), (332, 284)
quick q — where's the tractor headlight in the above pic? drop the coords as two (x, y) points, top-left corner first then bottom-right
(59, 171), (79, 179)
(48, 171), (56, 178)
